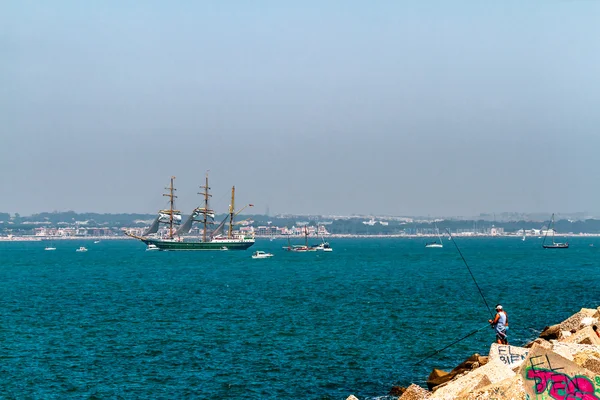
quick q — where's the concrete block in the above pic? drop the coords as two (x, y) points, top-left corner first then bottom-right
(488, 343), (529, 369)
(519, 344), (599, 399)
(562, 325), (600, 346)
(463, 375), (526, 400)
(551, 341), (600, 361)
(558, 310), (595, 332)
(430, 360), (515, 400)
(398, 384), (431, 400)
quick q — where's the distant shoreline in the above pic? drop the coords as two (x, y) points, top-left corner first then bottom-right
(1, 233), (600, 242)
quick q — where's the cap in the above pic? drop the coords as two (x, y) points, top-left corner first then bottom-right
(496, 305), (503, 310)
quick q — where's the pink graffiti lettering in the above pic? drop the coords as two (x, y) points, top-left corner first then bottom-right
(526, 369), (600, 400)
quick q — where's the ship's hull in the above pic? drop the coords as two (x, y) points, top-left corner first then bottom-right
(141, 237), (254, 251)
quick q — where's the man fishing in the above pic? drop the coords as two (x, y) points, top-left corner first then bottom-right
(488, 304), (508, 344)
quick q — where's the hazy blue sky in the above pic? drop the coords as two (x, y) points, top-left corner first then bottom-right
(2, 1), (599, 217)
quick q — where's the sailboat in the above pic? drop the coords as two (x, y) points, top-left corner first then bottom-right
(522, 229), (526, 241)
(126, 174), (255, 251)
(283, 227), (316, 252)
(542, 213), (569, 249)
(425, 223), (444, 248)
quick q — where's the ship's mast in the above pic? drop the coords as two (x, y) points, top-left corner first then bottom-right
(228, 186), (235, 239)
(162, 176), (177, 239)
(199, 172), (212, 242)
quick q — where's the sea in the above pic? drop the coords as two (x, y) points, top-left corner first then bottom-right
(0, 236), (599, 399)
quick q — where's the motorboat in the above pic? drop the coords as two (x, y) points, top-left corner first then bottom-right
(44, 246), (56, 251)
(314, 241), (333, 252)
(252, 250), (274, 259)
(425, 242), (443, 248)
(76, 246), (88, 252)
(146, 244), (159, 251)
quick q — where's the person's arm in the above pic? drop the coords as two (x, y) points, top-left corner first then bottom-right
(488, 314), (499, 324)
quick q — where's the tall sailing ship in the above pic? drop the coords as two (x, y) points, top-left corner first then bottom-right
(127, 174), (255, 251)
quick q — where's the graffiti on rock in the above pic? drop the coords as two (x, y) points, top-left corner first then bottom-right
(496, 345), (527, 365)
(524, 354), (600, 400)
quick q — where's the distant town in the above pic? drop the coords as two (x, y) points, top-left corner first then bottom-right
(2, 211), (600, 240)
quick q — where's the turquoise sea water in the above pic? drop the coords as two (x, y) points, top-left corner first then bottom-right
(0, 237), (599, 399)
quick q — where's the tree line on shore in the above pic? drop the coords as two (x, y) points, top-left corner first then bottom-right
(3, 211), (600, 235)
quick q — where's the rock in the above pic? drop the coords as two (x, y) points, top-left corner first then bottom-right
(539, 324), (561, 340)
(426, 369), (450, 391)
(389, 386), (407, 396)
(426, 354), (484, 391)
(398, 384), (431, 399)
(429, 359), (516, 400)
(524, 337), (552, 349)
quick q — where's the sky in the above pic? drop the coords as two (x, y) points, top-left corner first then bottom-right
(2, 1), (600, 217)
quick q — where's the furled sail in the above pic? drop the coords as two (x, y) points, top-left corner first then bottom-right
(173, 208), (215, 236)
(211, 216), (228, 238)
(158, 212), (182, 223)
(143, 216), (161, 236)
(173, 210), (198, 236)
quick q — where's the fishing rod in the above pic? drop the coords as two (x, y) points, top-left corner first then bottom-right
(414, 324), (490, 365)
(413, 229), (498, 365)
(445, 229), (494, 318)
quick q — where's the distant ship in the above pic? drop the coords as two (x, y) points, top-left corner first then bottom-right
(127, 174), (255, 251)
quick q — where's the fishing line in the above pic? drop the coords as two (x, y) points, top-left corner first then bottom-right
(445, 229), (494, 318)
(411, 231), (497, 366)
(414, 324), (490, 365)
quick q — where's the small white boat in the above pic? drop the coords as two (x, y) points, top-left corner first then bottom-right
(425, 242), (443, 248)
(44, 246), (56, 251)
(314, 233), (333, 252)
(76, 246), (88, 252)
(314, 242), (333, 252)
(252, 250), (274, 259)
(94, 240), (100, 244)
(146, 244), (159, 251)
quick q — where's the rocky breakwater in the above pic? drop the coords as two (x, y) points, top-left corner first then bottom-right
(347, 306), (600, 400)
